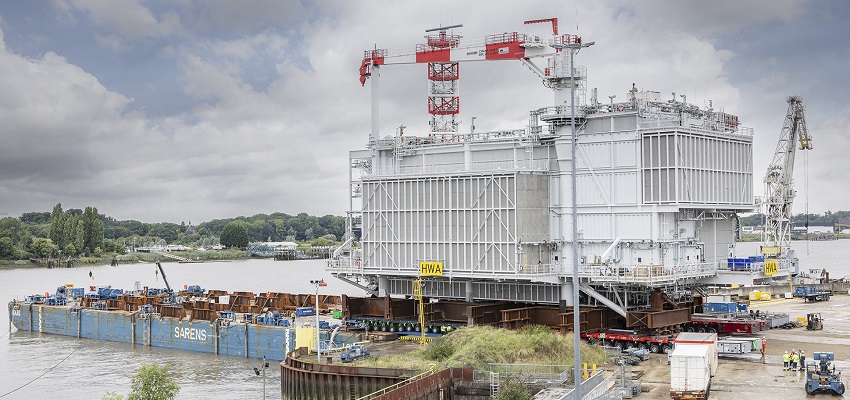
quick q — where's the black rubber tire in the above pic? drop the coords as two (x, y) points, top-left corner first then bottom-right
(698, 327), (706, 333)
(650, 343), (661, 353)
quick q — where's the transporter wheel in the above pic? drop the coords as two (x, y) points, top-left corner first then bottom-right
(815, 295), (822, 301)
(685, 325), (695, 332)
(649, 343), (661, 353)
(614, 341), (625, 351)
(698, 326), (706, 333)
(662, 344), (672, 354)
(708, 326), (718, 334)
(637, 342), (649, 350)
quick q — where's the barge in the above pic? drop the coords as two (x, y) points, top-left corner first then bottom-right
(7, 284), (354, 361)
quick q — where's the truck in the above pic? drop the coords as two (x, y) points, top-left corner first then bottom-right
(682, 314), (766, 334)
(794, 286), (831, 302)
(581, 330), (673, 354)
(670, 344), (711, 399)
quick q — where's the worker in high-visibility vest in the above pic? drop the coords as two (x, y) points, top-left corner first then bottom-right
(791, 351), (800, 371)
(760, 337), (766, 364)
(799, 350), (806, 372)
(783, 351), (790, 371)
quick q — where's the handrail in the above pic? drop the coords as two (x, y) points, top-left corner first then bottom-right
(356, 367), (439, 400)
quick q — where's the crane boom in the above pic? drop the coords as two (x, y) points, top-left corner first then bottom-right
(359, 31), (578, 85)
(761, 96), (812, 259)
(155, 260), (173, 294)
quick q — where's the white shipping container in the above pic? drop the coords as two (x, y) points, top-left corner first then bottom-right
(670, 345), (711, 393)
(706, 294), (732, 303)
(674, 333), (718, 377)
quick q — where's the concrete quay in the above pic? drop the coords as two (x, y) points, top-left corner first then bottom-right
(628, 294), (850, 399)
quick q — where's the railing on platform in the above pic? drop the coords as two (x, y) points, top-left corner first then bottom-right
(577, 262), (719, 284)
(369, 159), (549, 177)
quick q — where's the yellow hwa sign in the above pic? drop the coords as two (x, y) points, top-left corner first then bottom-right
(419, 261), (443, 276)
(764, 260), (778, 276)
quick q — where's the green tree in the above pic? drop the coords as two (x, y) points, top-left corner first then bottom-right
(61, 214), (78, 251)
(64, 243), (77, 256)
(128, 363), (179, 400)
(0, 237), (18, 259)
(29, 238), (59, 258)
(48, 203), (64, 246)
(101, 363), (180, 400)
(220, 222), (249, 249)
(0, 217), (23, 242)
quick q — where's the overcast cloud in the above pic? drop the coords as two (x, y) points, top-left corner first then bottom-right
(0, 1), (846, 222)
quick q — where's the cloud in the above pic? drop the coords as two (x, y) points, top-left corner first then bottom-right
(0, 0), (847, 222)
(60, 0), (185, 42)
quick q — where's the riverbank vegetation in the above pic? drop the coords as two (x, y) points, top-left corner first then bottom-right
(0, 203), (349, 266)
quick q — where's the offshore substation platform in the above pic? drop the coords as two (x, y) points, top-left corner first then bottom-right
(327, 19), (796, 332)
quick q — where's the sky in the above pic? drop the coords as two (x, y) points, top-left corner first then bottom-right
(0, 1), (847, 223)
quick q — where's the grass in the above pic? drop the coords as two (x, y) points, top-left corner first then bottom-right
(355, 325), (610, 372)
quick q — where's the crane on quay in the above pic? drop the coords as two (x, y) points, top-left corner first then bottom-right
(759, 96), (812, 276)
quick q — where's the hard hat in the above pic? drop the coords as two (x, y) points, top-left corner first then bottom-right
(785, 351), (788, 354)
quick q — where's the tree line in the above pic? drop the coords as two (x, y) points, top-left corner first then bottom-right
(0, 204), (348, 260)
(739, 210), (850, 227)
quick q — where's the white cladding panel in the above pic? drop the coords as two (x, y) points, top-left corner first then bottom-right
(578, 214), (612, 240)
(614, 172), (640, 204)
(701, 218), (736, 264)
(642, 131), (753, 204)
(577, 174), (609, 205)
(361, 173), (548, 274)
(613, 141), (638, 167)
(579, 142), (612, 169)
(615, 214), (653, 239)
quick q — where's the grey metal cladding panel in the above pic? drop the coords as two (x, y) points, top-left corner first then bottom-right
(614, 116), (637, 131)
(422, 151), (464, 165)
(397, 154), (423, 168)
(516, 174), (549, 241)
(584, 118), (608, 134)
(470, 148), (513, 162)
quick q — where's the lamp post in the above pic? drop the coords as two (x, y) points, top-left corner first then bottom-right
(566, 38), (594, 395)
(310, 279), (327, 364)
(253, 356), (269, 400)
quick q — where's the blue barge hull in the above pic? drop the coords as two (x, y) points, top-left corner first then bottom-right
(8, 302), (297, 360)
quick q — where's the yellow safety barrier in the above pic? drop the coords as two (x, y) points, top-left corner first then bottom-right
(399, 335), (433, 343)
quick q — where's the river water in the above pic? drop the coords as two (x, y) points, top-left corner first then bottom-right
(3, 241), (850, 399)
(0, 258), (361, 400)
